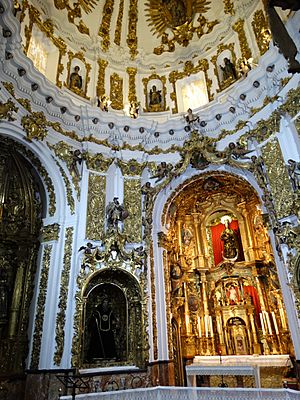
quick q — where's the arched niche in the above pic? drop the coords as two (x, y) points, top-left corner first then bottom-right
(0, 137), (44, 374)
(81, 268), (145, 368)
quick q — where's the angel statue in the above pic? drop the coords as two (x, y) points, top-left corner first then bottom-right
(106, 197), (129, 230)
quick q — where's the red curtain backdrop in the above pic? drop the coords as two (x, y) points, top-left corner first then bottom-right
(211, 220), (244, 266)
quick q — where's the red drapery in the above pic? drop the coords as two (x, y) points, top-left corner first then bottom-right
(211, 220), (242, 266)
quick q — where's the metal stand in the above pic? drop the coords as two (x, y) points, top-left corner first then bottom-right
(56, 370), (90, 399)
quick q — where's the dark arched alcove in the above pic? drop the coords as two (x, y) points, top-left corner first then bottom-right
(81, 268), (145, 368)
(0, 137), (44, 376)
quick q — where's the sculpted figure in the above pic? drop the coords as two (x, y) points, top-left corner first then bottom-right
(141, 181), (156, 212)
(221, 219), (238, 260)
(129, 101), (139, 119)
(98, 95), (110, 112)
(106, 197), (128, 229)
(150, 161), (173, 183)
(228, 142), (253, 160)
(220, 57), (237, 81)
(287, 159), (300, 191)
(87, 297), (118, 360)
(149, 85), (162, 111)
(170, 261), (183, 297)
(69, 66), (82, 92)
(70, 149), (83, 178)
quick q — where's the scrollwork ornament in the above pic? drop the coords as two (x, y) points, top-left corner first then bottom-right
(86, 173), (106, 240)
(48, 141), (81, 200)
(40, 223), (60, 242)
(0, 99), (18, 121)
(21, 112), (48, 141)
(262, 140), (294, 219)
(54, 227), (74, 365)
(30, 244), (52, 369)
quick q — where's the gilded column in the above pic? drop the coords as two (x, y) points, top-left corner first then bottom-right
(192, 213), (205, 268)
(8, 262), (25, 337)
(177, 219), (183, 254)
(249, 313), (261, 354)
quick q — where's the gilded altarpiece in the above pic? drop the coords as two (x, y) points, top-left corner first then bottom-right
(86, 174), (106, 241)
(162, 173), (292, 370)
(262, 140), (293, 219)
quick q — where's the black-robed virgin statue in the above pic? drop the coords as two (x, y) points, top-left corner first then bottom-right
(86, 297), (119, 360)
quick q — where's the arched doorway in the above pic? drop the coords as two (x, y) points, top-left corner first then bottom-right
(0, 138), (44, 375)
(163, 172), (293, 361)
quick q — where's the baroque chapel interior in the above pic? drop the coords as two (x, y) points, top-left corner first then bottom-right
(0, 0), (300, 399)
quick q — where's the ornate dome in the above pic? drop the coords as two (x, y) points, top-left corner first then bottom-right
(17, 0), (281, 118)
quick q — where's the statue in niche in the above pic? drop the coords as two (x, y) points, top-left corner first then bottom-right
(86, 297), (119, 361)
(220, 57), (237, 82)
(221, 218), (238, 260)
(226, 284), (239, 305)
(170, 260), (183, 297)
(69, 66), (83, 92)
(286, 159), (300, 192)
(182, 223), (193, 246)
(106, 197), (128, 230)
(149, 85), (162, 111)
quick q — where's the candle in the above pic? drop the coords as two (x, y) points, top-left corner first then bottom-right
(272, 311), (279, 335)
(209, 316), (214, 337)
(264, 311), (272, 335)
(260, 312), (266, 335)
(279, 307), (287, 330)
(198, 316), (202, 337)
